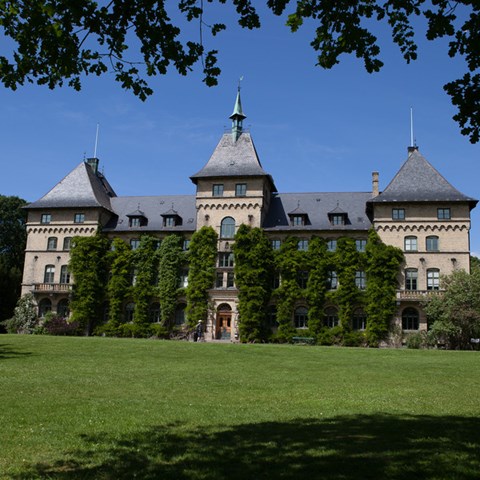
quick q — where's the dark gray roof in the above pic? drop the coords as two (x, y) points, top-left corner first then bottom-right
(371, 149), (478, 206)
(190, 132), (277, 191)
(27, 161), (116, 211)
(126, 208), (146, 217)
(263, 192), (372, 231)
(103, 195), (196, 232)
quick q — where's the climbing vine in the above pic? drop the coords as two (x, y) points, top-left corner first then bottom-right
(186, 226), (218, 327)
(157, 234), (184, 325)
(305, 236), (328, 335)
(365, 228), (404, 345)
(274, 236), (306, 341)
(69, 234), (110, 334)
(233, 225), (274, 342)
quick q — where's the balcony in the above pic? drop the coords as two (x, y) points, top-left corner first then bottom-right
(33, 283), (72, 293)
(396, 290), (444, 301)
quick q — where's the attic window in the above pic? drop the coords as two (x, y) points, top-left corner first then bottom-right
(292, 215), (305, 226)
(330, 214), (345, 226)
(165, 217), (176, 227)
(129, 216), (148, 227)
(288, 209), (310, 227)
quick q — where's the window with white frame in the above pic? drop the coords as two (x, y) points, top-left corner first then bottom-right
(355, 271), (366, 290)
(218, 252), (234, 268)
(327, 271), (338, 290)
(44, 265), (55, 283)
(220, 217), (235, 238)
(405, 269), (418, 290)
(355, 239), (367, 252)
(212, 184), (224, 197)
(235, 183), (247, 196)
(74, 213), (85, 223)
(427, 269), (440, 290)
(404, 236), (418, 251)
(324, 307), (339, 328)
(130, 239), (140, 250)
(60, 265), (70, 284)
(41, 213), (51, 224)
(437, 208), (451, 220)
(294, 307), (308, 329)
(327, 239), (337, 252)
(352, 309), (367, 330)
(297, 239), (308, 251)
(271, 239), (281, 250)
(392, 208), (405, 220)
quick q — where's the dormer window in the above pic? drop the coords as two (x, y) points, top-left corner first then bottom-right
(127, 208), (148, 228)
(288, 206), (310, 227)
(161, 208), (182, 228)
(328, 205), (348, 226)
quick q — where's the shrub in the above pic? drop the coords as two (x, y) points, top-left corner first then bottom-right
(317, 326), (343, 346)
(343, 331), (366, 347)
(406, 331), (428, 349)
(43, 315), (80, 336)
(1, 293), (39, 334)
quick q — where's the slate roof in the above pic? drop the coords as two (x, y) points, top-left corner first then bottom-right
(190, 132), (277, 191)
(27, 161), (116, 211)
(370, 149), (478, 207)
(103, 195), (196, 232)
(263, 192), (372, 231)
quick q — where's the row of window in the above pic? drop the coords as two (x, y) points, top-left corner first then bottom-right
(405, 268), (440, 290)
(129, 238), (191, 251)
(38, 298), (70, 318)
(43, 265), (71, 284)
(213, 183), (247, 197)
(271, 238), (367, 252)
(46, 237), (72, 251)
(404, 235), (439, 252)
(41, 213), (85, 224)
(122, 302), (186, 325)
(392, 208), (451, 220)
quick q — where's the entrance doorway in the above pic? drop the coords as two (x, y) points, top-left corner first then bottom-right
(216, 303), (232, 340)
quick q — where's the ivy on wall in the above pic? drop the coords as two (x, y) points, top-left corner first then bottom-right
(364, 229), (404, 345)
(69, 234), (110, 334)
(157, 234), (184, 325)
(186, 226), (218, 327)
(233, 225), (274, 342)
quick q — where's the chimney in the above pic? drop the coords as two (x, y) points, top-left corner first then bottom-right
(372, 171), (379, 197)
(86, 157), (99, 175)
(407, 145), (419, 154)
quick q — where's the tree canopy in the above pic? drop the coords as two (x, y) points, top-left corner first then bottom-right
(0, 1), (478, 141)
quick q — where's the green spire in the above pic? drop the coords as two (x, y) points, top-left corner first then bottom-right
(229, 86), (246, 142)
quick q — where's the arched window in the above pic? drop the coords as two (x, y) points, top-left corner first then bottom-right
(402, 307), (419, 330)
(125, 302), (135, 322)
(57, 299), (70, 318)
(220, 217), (235, 239)
(294, 307), (308, 329)
(44, 265), (55, 283)
(352, 309), (367, 330)
(47, 237), (57, 250)
(38, 298), (52, 317)
(60, 265), (70, 284)
(324, 307), (339, 328)
(175, 303), (187, 325)
(149, 302), (161, 323)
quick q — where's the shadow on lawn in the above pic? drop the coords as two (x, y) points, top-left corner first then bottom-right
(0, 343), (31, 360)
(16, 414), (480, 480)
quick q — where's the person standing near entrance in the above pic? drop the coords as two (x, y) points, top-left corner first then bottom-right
(194, 320), (203, 342)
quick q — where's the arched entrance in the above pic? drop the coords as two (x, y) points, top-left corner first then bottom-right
(216, 303), (232, 340)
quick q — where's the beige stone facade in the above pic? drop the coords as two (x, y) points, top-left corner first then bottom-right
(21, 97), (477, 341)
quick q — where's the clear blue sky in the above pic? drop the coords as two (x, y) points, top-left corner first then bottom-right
(1, 5), (478, 254)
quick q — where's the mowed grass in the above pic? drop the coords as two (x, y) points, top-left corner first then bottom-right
(1, 335), (479, 479)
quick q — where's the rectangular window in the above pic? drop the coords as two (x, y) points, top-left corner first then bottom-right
(392, 208), (405, 220)
(355, 271), (366, 290)
(60, 265), (70, 284)
(47, 237), (57, 251)
(63, 237), (72, 251)
(297, 270), (309, 289)
(405, 269), (418, 290)
(297, 239), (308, 251)
(331, 215), (344, 226)
(327, 239), (337, 252)
(227, 272), (235, 288)
(74, 213), (85, 223)
(183, 240), (190, 251)
(404, 236), (418, 251)
(164, 217), (175, 227)
(212, 184), (224, 197)
(130, 239), (140, 250)
(271, 239), (281, 250)
(437, 208), (451, 220)
(327, 271), (338, 290)
(44, 265), (55, 283)
(41, 213), (51, 224)
(426, 236), (439, 252)
(292, 215), (304, 226)
(219, 252), (234, 268)
(355, 239), (367, 252)
(215, 272), (224, 288)
(179, 269), (189, 288)
(130, 217), (141, 227)
(427, 269), (440, 290)
(235, 183), (247, 196)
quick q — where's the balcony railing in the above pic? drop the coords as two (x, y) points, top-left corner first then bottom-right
(396, 290), (444, 301)
(33, 283), (72, 293)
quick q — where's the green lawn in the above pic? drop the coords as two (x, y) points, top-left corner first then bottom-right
(1, 335), (479, 479)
